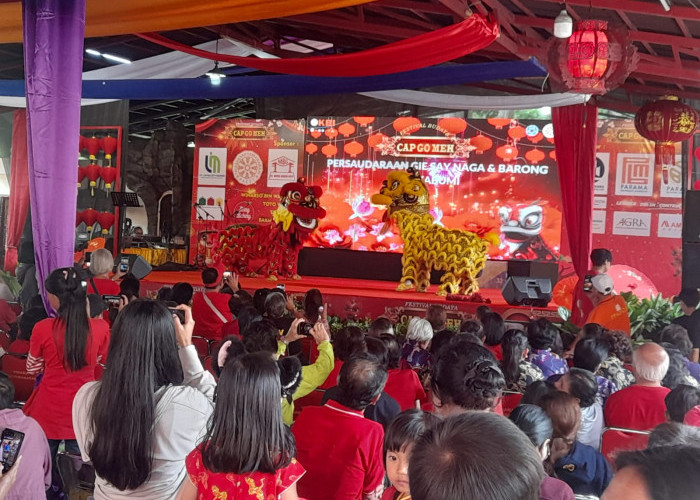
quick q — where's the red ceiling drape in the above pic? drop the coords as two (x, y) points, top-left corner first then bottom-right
(137, 14), (499, 77)
(552, 103), (598, 324)
(4, 110), (29, 273)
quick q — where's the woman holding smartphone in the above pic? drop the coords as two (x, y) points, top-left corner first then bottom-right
(72, 300), (216, 499)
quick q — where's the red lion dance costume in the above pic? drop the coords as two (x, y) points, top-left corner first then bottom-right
(216, 178), (326, 279)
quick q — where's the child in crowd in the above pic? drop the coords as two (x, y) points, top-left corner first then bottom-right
(382, 410), (439, 500)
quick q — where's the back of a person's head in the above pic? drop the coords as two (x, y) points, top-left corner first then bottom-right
(501, 329), (529, 387)
(648, 422), (700, 449)
(565, 368), (598, 408)
(380, 333), (402, 369)
(430, 329), (455, 357)
(334, 326), (367, 361)
(521, 380), (556, 406)
(89, 299), (184, 490)
(304, 288), (323, 322)
(459, 319), (483, 338)
(509, 404), (554, 449)
(237, 306), (263, 337)
(87, 294), (106, 318)
(212, 336), (247, 377)
(171, 282), (194, 305)
(537, 391), (581, 443)
(527, 318), (557, 351)
(368, 316), (394, 337)
(573, 336), (609, 372)
(431, 340), (505, 412)
(425, 305), (447, 331)
(606, 329), (634, 363)
(365, 336), (389, 369)
(582, 322), (606, 339)
(590, 248), (612, 267)
(203, 351), (295, 474)
(409, 412), (543, 500)
(665, 384), (700, 423)
(18, 306), (48, 341)
(660, 344), (691, 390)
(677, 288), (700, 309)
(337, 353), (387, 411)
(475, 305), (491, 322)
(90, 248), (114, 276)
(481, 312), (505, 346)
(633, 342), (669, 384)
(659, 324), (693, 359)
(0, 372), (15, 410)
(241, 319), (279, 355)
(264, 291), (287, 319)
(156, 286), (173, 302)
(614, 446), (700, 500)
(406, 317), (433, 343)
(253, 288), (270, 314)
(201, 267), (220, 287)
(384, 409), (440, 457)
(119, 274), (140, 299)
(228, 290), (253, 316)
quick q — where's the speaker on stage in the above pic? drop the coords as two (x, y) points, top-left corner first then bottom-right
(115, 254), (152, 280)
(502, 276), (552, 307)
(682, 243), (700, 289)
(683, 191), (700, 243)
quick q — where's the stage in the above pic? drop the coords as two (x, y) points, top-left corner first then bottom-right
(141, 271), (560, 326)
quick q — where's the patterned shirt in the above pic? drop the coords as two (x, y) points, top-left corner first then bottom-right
(597, 356), (635, 390)
(505, 360), (545, 393)
(595, 375), (618, 406)
(401, 339), (431, 369)
(528, 349), (569, 379)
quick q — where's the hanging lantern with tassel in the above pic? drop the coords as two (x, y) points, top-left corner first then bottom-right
(100, 134), (117, 166)
(100, 166), (118, 193)
(85, 135), (101, 160)
(85, 164), (101, 196)
(81, 208), (99, 231)
(97, 212), (115, 235)
(77, 165), (86, 188)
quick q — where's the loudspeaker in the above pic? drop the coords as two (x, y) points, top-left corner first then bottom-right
(683, 191), (700, 243)
(682, 243), (700, 289)
(502, 276), (553, 307)
(507, 260), (559, 284)
(115, 254), (152, 279)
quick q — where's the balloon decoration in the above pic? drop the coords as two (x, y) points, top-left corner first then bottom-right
(343, 141), (364, 158)
(469, 134), (493, 154)
(353, 116), (375, 126)
(437, 117), (467, 136)
(634, 96), (698, 169)
(393, 117), (421, 135)
(305, 143), (318, 155)
(338, 122), (356, 137)
(101, 166), (118, 192)
(97, 212), (115, 235)
(81, 208), (99, 231)
(321, 144), (338, 157)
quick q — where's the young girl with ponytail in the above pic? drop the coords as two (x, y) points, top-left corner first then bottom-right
(24, 267), (110, 459)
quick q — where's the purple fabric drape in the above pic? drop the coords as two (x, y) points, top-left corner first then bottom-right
(552, 103), (598, 325)
(22, 0), (86, 306)
(4, 110), (30, 273)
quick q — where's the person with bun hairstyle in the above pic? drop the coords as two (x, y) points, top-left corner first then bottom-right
(501, 330), (544, 393)
(177, 352), (304, 500)
(24, 267), (110, 462)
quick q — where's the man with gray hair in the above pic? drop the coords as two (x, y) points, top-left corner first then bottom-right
(604, 342), (670, 430)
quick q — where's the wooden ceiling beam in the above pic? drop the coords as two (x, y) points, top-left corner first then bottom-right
(622, 82), (700, 100)
(533, 0), (700, 21)
(435, 0), (469, 18)
(375, 0), (453, 16)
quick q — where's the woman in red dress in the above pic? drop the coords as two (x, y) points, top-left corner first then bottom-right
(24, 267), (110, 460)
(176, 349), (305, 500)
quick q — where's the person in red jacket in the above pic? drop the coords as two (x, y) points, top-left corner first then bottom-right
(191, 268), (238, 341)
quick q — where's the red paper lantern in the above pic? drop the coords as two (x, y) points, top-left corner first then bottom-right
(353, 116), (375, 126)
(487, 118), (512, 129)
(367, 133), (387, 149)
(100, 135), (117, 161)
(77, 165), (86, 188)
(393, 117), (421, 135)
(79, 135), (86, 153)
(343, 141), (364, 158)
(496, 144), (518, 162)
(634, 96), (699, 168)
(469, 134), (493, 154)
(97, 212), (115, 235)
(437, 117), (467, 136)
(85, 135), (101, 159)
(81, 208), (98, 231)
(76, 211), (84, 228)
(528, 132), (544, 144)
(508, 125), (527, 141)
(85, 163), (101, 196)
(310, 130), (322, 139)
(321, 144), (338, 158)
(324, 128), (339, 139)
(338, 123), (356, 137)
(549, 150), (557, 161)
(525, 149), (545, 164)
(101, 166), (117, 190)
(305, 143), (318, 155)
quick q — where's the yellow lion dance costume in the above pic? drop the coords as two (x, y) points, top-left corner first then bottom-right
(371, 168), (498, 296)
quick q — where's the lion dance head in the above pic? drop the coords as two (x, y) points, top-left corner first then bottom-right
(273, 178), (327, 235)
(370, 167), (430, 217)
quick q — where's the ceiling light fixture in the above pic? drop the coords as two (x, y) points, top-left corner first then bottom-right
(554, 8), (573, 38)
(659, 0), (671, 11)
(84, 48), (131, 64)
(206, 62), (226, 85)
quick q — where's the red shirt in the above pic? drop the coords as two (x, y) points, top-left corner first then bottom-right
(604, 385), (671, 430)
(24, 318), (110, 439)
(384, 369), (426, 411)
(86, 278), (121, 296)
(486, 343), (503, 361)
(319, 360), (343, 390)
(191, 291), (233, 341)
(293, 400), (385, 500)
(220, 319), (240, 339)
(573, 269), (599, 325)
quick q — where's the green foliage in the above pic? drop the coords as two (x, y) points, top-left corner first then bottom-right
(327, 314), (410, 342)
(0, 271), (19, 298)
(621, 292), (682, 341)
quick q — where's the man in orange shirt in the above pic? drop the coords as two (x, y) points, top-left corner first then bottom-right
(586, 274), (631, 335)
(573, 248), (612, 325)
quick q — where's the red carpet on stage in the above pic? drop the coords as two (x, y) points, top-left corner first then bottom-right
(142, 272), (559, 325)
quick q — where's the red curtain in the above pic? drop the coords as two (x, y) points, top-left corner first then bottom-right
(4, 110), (30, 273)
(137, 14), (499, 77)
(552, 103), (598, 323)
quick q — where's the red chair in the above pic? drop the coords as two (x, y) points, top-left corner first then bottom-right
(501, 391), (523, 417)
(191, 336), (210, 360)
(293, 389), (325, 420)
(600, 427), (650, 464)
(2, 354), (35, 402)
